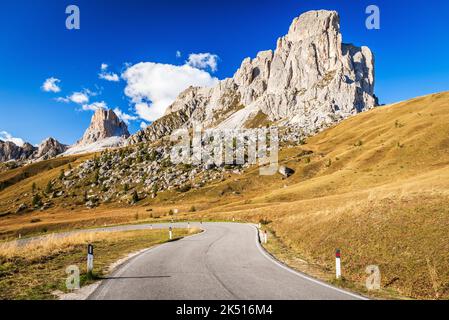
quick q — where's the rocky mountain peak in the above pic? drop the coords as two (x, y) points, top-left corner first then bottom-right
(285, 10), (340, 43)
(130, 9), (377, 145)
(0, 140), (34, 162)
(0, 137), (67, 163)
(34, 137), (67, 160)
(76, 108), (130, 146)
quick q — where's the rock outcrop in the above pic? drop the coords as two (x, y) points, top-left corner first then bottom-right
(130, 10), (377, 144)
(76, 108), (129, 146)
(34, 137), (67, 160)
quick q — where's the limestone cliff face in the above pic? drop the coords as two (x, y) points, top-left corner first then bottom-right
(76, 108), (130, 146)
(130, 10), (377, 144)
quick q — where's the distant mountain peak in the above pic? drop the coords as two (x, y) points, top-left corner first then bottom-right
(76, 108), (130, 146)
(0, 137), (66, 162)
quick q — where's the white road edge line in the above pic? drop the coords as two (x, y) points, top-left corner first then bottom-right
(251, 224), (369, 300)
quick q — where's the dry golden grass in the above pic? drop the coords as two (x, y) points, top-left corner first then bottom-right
(0, 228), (197, 299)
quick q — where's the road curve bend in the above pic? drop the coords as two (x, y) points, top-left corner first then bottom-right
(89, 222), (365, 300)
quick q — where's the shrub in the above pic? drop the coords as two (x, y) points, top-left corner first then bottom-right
(189, 206), (196, 212)
(93, 170), (100, 184)
(45, 181), (53, 194)
(132, 190), (139, 203)
(32, 194), (42, 207)
(259, 218), (272, 225)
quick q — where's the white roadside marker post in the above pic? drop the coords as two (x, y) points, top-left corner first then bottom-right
(150, 224), (153, 230)
(87, 244), (94, 277)
(335, 249), (341, 279)
(264, 230), (268, 244)
(258, 223), (261, 229)
(169, 226), (173, 240)
(187, 222), (190, 230)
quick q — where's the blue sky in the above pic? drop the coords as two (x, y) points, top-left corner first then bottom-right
(1, 0), (448, 146)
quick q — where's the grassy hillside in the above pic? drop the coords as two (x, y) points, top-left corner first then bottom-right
(1, 91), (449, 299)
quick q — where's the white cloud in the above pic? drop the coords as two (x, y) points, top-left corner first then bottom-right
(113, 107), (138, 125)
(99, 64), (120, 82)
(99, 73), (120, 82)
(140, 122), (149, 129)
(70, 92), (90, 104)
(0, 131), (25, 147)
(82, 101), (107, 111)
(56, 91), (90, 104)
(42, 77), (61, 93)
(176, 50), (182, 58)
(122, 62), (218, 122)
(186, 53), (219, 72)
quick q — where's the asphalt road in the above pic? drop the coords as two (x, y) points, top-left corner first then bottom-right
(88, 222), (365, 300)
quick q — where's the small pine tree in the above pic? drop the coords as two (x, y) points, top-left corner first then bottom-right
(59, 169), (65, 180)
(45, 181), (53, 194)
(93, 170), (100, 184)
(32, 193), (42, 207)
(32, 182), (37, 193)
(132, 190), (139, 203)
(123, 184), (129, 192)
(83, 191), (88, 202)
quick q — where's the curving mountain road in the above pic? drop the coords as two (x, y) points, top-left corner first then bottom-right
(88, 222), (365, 300)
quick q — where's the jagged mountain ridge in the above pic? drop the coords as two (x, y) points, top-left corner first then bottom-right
(0, 137), (67, 162)
(1, 10), (377, 162)
(130, 10), (377, 144)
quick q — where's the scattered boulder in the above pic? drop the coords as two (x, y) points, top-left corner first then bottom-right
(15, 203), (28, 213)
(278, 166), (295, 178)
